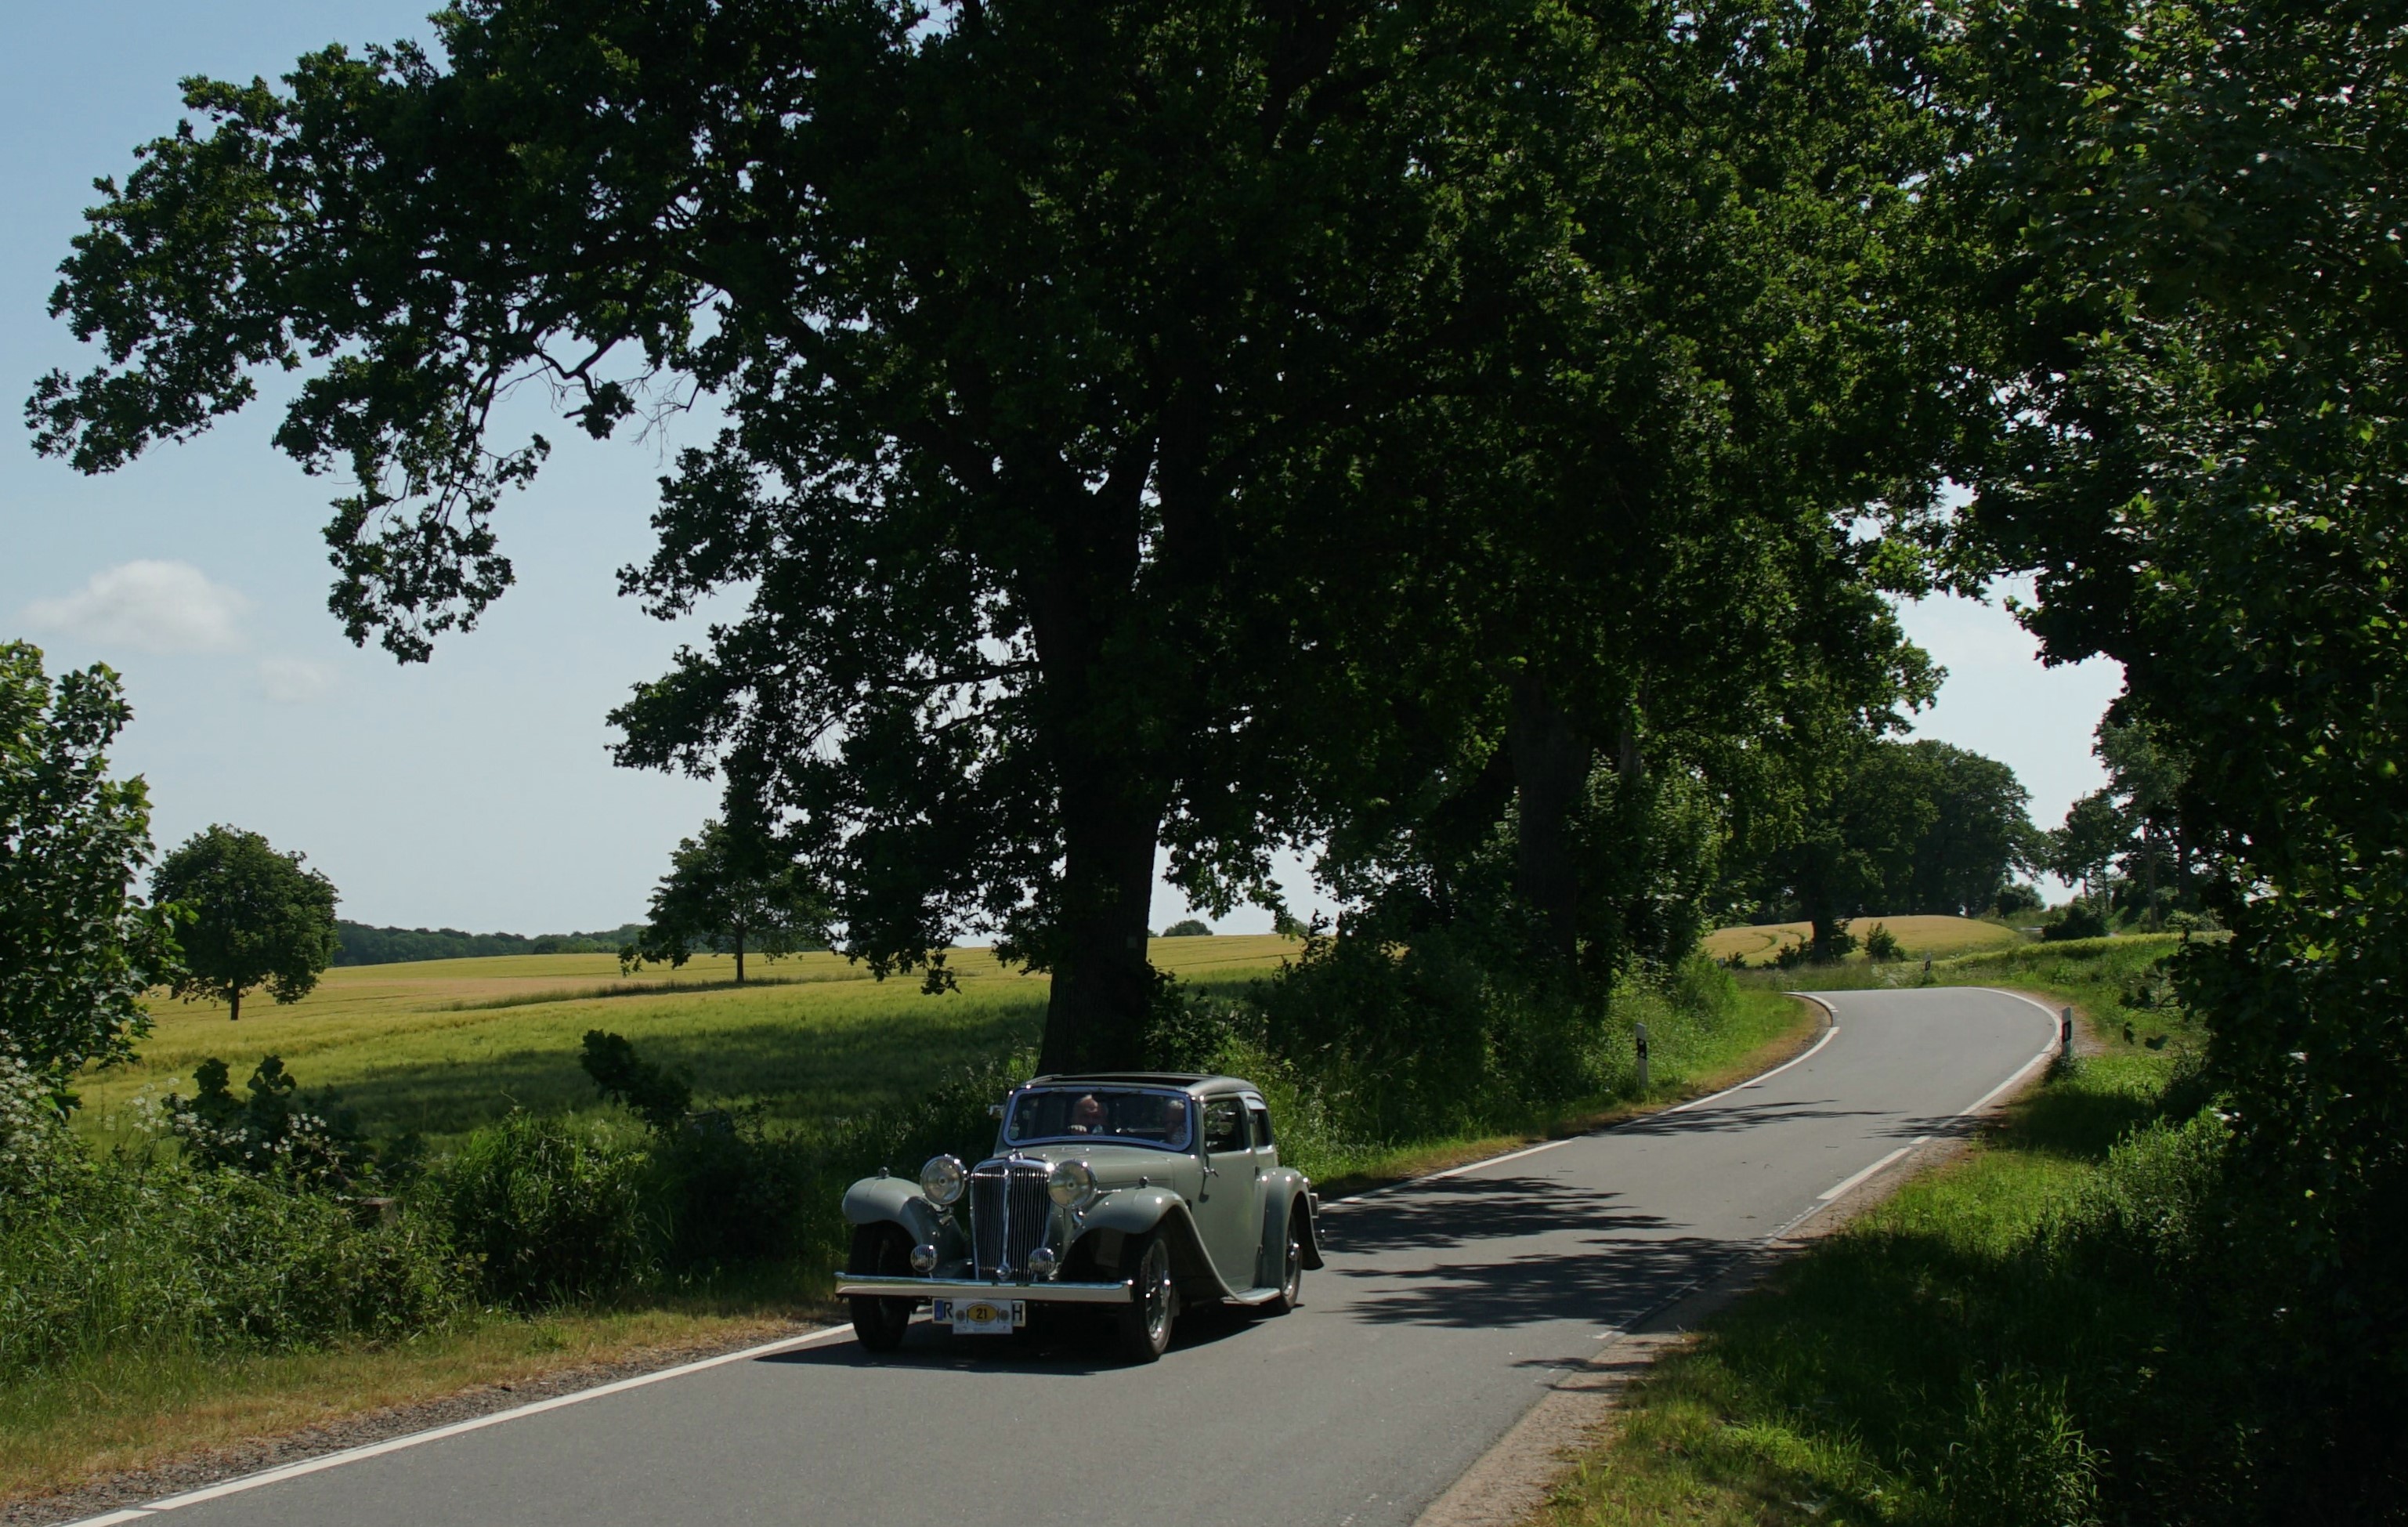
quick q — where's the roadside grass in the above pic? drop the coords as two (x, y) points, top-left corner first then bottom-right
(0, 1301), (815, 1508)
(1538, 942), (2208, 1527)
(72, 936), (1300, 1145)
(1701, 915), (2025, 966)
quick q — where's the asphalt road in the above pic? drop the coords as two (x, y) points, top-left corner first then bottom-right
(85, 986), (2055, 1527)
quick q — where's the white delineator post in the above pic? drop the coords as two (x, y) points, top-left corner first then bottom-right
(2060, 1007), (2075, 1064)
(1634, 1022), (1651, 1094)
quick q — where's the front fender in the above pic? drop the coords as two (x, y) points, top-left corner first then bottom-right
(1077, 1189), (1233, 1301)
(841, 1174), (947, 1250)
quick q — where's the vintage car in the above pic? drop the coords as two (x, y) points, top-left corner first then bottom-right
(835, 1072), (1324, 1362)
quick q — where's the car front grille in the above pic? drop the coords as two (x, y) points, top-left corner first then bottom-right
(970, 1160), (1050, 1278)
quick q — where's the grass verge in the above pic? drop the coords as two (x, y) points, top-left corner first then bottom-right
(1538, 941), (2206, 1526)
(0, 1300), (818, 1509)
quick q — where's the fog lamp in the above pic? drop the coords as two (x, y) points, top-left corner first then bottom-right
(1026, 1246), (1059, 1279)
(1047, 1159), (1096, 1208)
(910, 1243), (938, 1272)
(919, 1153), (967, 1207)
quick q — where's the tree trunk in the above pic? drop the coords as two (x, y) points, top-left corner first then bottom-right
(734, 928), (746, 985)
(1508, 675), (1591, 978)
(228, 985), (241, 1022)
(1038, 781), (1162, 1074)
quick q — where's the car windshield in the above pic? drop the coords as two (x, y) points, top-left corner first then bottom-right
(1005, 1088), (1193, 1151)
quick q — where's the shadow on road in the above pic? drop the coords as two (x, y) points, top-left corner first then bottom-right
(1333, 1232), (1739, 1330)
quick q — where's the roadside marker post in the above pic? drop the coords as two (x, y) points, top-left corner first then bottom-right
(2060, 1007), (2074, 1064)
(1634, 1022), (1651, 1094)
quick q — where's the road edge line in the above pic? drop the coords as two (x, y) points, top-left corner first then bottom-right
(58, 1326), (854, 1525)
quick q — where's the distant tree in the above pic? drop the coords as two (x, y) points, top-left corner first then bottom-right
(1746, 740), (1937, 961)
(623, 821), (825, 985)
(2095, 715), (2190, 921)
(1899, 742), (2038, 917)
(2048, 791), (2128, 904)
(152, 826), (339, 1022)
(1160, 919), (1213, 939)
(0, 642), (181, 1087)
(1994, 882), (2045, 917)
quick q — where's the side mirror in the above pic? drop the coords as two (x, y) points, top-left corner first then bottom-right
(988, 1103), (1007, 1120)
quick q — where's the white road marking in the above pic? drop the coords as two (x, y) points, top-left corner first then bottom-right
(1817, 1145), (1910, 1202)
(59, 1325), (855, 1525)
(1665, 999), (1839, 1114)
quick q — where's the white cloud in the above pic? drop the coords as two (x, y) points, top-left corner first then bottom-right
(21, 560), (249, 653)
(259, 657), (335, 704)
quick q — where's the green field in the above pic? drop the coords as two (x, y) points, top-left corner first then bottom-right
(76, 935), (1303, 1145)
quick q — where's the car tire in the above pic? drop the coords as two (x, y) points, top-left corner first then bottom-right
(1268, 1208), (1304, 1315)
(1115, 1232), (1177, 1364)
(847, 1223), (914, 1354)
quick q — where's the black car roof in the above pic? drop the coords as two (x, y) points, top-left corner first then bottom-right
(1022, 1071), (1246, 1094)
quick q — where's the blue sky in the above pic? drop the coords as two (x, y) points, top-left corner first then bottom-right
(2, 3), (2122, 936)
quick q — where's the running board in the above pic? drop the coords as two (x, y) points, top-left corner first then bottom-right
(1224, 1286), (1286, 1307)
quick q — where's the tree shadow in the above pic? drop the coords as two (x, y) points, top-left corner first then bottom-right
(1336, 1234), (1741, 1330)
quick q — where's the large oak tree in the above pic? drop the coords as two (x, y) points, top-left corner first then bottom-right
(29, 0), (1556, 1070)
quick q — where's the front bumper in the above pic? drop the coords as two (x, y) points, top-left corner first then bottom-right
(837, 1275), (1132, 1306)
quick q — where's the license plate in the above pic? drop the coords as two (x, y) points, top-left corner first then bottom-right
(933, 1297), (1025, 1334)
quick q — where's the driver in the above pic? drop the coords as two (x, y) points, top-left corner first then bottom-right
(1069, 1093), (1105, 1134)
(1160, 1095), (1191, 1147)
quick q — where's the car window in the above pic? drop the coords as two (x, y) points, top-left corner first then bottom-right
(1246, 1099), (1273, 1149)
(1202, 1098), (1245, 1154)
(1005, 1088), (1193, 1150)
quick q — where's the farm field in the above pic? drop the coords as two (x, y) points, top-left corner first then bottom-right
(74, 935), (1302, 1144)
(1700, 913), (2027, 966)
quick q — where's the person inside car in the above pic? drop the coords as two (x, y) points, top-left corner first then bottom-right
(1069, 1093), (1105, 1133)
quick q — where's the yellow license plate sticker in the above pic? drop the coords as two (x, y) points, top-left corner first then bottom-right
(938, 1297), (1024, 1334)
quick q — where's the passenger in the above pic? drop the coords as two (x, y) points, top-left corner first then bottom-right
(1069, 1093), (1105, 1134)
(1161, 1096), (1191, 1149)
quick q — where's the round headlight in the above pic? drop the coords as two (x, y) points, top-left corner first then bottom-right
(1047, 1159), (1096, 1208)
(919, 1153), (966, 1207)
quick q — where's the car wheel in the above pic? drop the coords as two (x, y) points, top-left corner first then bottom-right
(1115, 1232), (1176, 1363)
(846, 1223), (914, 1354)
(1269, 1210), (1304, 1315)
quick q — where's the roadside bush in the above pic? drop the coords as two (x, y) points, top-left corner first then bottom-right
(429, 1111), (653, 1306)
(166, 1054), (372, 1189)
(2042, 901), (2110, 942)
(1863, 922), (1903, 961)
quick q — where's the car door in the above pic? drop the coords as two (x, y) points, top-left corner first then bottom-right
(1192, 1095), (1260, 1284)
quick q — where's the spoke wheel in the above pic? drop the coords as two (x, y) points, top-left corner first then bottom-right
(1270, 1212), (1304, 1314)
(1115, 1232), (1176, 1363)
(846, 1224), (914, 1354)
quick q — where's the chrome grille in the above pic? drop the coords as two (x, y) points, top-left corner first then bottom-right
(969, 1160), (1050, 1278)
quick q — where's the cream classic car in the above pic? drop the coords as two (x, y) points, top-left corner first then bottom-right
(837, 1072), (1323, 1362)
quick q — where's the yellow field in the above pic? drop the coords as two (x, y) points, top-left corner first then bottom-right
(76, 935), (1301, 1143)
(1701, 914), (2027, 966)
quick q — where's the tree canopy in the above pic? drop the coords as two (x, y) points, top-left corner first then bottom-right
(28, 0), (1959, 1069)
(0, 642), (181, 1091)
(151, 825), (339, 1022)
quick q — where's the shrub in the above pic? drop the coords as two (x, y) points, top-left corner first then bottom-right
(430, 1112), (653, 1306)
(2043, 901), (2111, 942)
(1864, 922), (1903, 961)
(166, 1054), (371, 1189)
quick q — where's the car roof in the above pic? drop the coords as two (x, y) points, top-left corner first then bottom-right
(1022, 1072), (1251, 1095)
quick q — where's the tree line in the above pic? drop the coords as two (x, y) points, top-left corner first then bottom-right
(23, 0), (2408, 1513)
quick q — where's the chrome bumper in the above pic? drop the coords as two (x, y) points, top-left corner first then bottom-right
(837, 1275), (1132, 1306)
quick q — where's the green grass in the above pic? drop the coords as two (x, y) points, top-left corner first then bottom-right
(1541, 943), (2211, 1527)
(74, 937), (1301, 1146)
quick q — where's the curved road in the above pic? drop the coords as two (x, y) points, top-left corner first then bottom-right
(75, 987), (2055, 1527)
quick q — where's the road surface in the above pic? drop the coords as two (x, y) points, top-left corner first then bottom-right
(78, 986), (2055, 1527)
